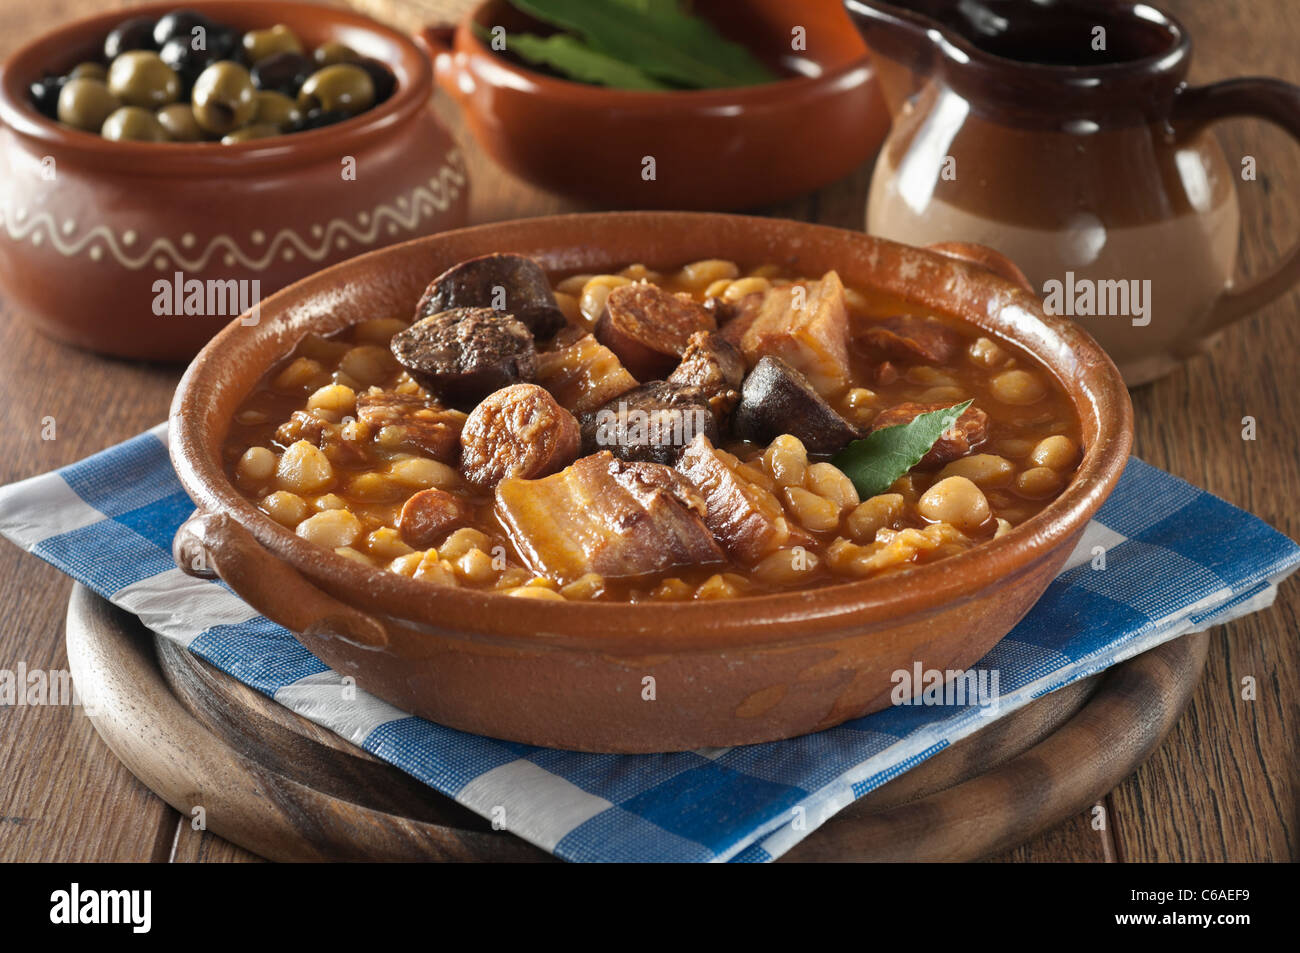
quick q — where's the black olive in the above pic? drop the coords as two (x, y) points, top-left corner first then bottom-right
(28, 74), (68, 118)
(104, 16), (157, 60)
(250, 51), (314, 96)
(292, 107), (350, 132)
(206, 25), (241, 62)
(159, 34), (219, 87)
(152, 9), (213, 48)
(355, 57), (397, 104)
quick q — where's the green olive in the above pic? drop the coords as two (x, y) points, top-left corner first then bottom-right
(312, 42), (359, 67)
(242, 24), (303, 65)
(252, 90), (301, 130)
(56, 78), (120, 132)
(297, 64), (374, 116)
(221, 122), (282, 144)
(68, 62), (107, 82)
(100, 106), (167, 142)
(156, 103), (204, 142)
(107, 50), (180, 108)
(191, 61), (257, 134)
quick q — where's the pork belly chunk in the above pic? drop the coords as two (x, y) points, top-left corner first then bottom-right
(676, 434), (812, 564)
(739, 270), (851, 397)
(579, 381), (718, 466)
(355, 391), (466, 463)
(495, 451), (724, 582)
(707, 292), (764, 347)
(666, 331), (745, 421)
(535, 333), (638, 414)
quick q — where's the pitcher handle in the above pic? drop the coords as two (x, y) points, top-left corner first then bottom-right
(414, 24), (459, 88)
(1172, 77), (1300, 336)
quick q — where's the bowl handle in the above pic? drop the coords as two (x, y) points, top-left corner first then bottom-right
(414, 24), (458, 83)
(926, 241), (1036, 296)
(173, 510), (389, 650)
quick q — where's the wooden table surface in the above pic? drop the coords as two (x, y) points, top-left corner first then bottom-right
(1, 0), (1296, 863)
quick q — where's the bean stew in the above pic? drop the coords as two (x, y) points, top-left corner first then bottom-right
(223, 256), (1083, 602)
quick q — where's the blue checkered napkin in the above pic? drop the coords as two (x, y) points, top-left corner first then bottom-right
(2, 426), (1297, 862)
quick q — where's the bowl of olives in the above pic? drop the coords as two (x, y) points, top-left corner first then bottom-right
(0, 2), (469, 359)
(32, 8), (400, 144)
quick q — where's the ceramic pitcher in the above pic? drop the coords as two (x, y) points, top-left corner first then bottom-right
(847, 0), (1300, 385)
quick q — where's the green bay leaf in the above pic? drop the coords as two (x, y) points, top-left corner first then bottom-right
(493, 30), (672, 89)
(509, 0), (775, 88)
(832, 401), (974, 500)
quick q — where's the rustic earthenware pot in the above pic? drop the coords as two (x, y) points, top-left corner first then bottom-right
(417, 0), (888, 210)
(169, 212), (1132, 753)
(0, 0), (468, 360)
(849, 0), (1300, 386)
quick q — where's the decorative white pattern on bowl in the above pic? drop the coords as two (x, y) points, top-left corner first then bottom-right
(0, 150), (466, 272)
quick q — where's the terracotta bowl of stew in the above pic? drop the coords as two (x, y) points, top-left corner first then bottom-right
(415, 0), (888, 210)
(169, 212), (1132, 752)
(0, 0), (468, 361)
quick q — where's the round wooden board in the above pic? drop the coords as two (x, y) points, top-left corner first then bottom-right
(64, 583), (1209, 862)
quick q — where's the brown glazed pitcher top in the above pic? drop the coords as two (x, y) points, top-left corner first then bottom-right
(850, 0), (1300, 386)
(846, 0), (1193, 128)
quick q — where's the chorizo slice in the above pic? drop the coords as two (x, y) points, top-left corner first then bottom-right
(579, 381), (718, 466)
(666, 331), (745, 421)
(732, 356), (861, 455)
(594, 283), (715, 380)
(355, 391), (466, 463)
(495, 452), (724, 582)
(869, 401), (990, 467)
(863, 315), (960, 365)
(460, 383), (581, 488)
(416, 253), (566, 339)
(398, 488), (473, 550)
(389, 307), (537, 409)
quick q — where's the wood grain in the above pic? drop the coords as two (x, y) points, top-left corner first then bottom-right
(66, 583), (1207, 862)
(1108, 0), (1300, 864)
(66, 587), (551, 862)
(1, 0), (1296, 862)
(781, 631), (1209, 862)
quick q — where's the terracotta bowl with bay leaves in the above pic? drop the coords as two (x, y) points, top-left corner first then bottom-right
(416, 0), (889, 209)
(169, 212), (1132, 753)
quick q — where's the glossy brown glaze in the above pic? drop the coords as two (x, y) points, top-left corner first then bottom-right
(849, 0), (1300, 386)
(169, 213), (1133, 752)
(418, 0), (888, 210)
(848, 0), (1193, 128)
(0, 0), (469, 360)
